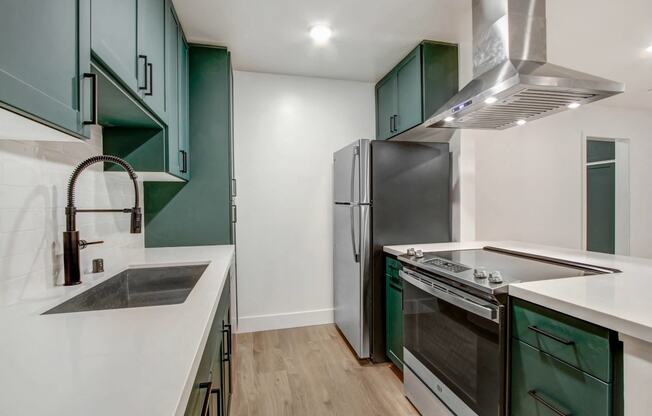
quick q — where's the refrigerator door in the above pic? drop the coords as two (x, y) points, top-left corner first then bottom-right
(333, 139), (371, 204)
(333, 203), (364, 356)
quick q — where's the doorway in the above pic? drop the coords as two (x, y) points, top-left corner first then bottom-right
(583, 137), (630, 255)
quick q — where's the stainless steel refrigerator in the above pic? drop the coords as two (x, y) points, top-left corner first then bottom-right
(333, 139), (451, 361)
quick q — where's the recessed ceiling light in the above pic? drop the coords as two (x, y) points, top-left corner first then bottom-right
(310, 25), (332, 44)
(646, 45), (652, 53)
(516, 119), (527, 126)
(444, 116), (455, 122)
(567, 102), (581, 109)
(484, 97), (498, 104)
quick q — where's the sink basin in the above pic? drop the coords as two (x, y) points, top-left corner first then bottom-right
(43, 264), (209, 314)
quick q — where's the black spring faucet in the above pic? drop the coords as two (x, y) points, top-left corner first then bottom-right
(63, 155), (142, 286)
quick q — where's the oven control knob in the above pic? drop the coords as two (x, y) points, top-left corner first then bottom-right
(415, 249), (424, 258)
(407, 248), (416, 257)
(489, 271), (503, 283)
(473, 268), (488, 279)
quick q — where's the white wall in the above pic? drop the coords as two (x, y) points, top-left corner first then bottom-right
(0, 127), (144, 305)
(467, 104), (652, 258)
(233, 71), (374, 333)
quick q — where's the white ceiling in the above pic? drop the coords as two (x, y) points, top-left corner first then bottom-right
(174, 0), (652, 109)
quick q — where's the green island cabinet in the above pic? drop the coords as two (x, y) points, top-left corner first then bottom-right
(510, 298), (622, 416)
(0, 0), (93, 139)
(185, 277), (233, 416)
(375, 41), (458, 140)
(385, 257), (404, 370)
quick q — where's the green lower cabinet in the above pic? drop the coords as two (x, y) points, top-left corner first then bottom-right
(385, 257), (403, 369)
(0, 0), (92, 139)
(511, 339), (612, 416)
(185, 276), (232, 416)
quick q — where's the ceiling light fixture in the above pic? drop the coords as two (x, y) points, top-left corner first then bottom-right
(516, 119), (527, 126)
(567, 102), (581, 109)
(444, 116), (455, 122)
(310, 25), (332, 44)
(646, 45), (652, 53)
(484, 97), (498, 104)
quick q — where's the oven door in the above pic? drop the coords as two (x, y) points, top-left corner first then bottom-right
(400, 269), (505, 416)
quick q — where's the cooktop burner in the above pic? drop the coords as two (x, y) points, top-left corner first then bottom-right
(398, 246), (617, 294)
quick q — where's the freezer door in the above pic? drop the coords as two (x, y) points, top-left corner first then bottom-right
(333, 203), (370, 358)
(333, 139), (370, 204)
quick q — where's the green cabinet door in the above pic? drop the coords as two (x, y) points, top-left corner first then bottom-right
(177, 34), (190, 180)
(376, 73), (398, 140)
(385, 257), (403, 369)
(137, 0), (166, 118)
(165, 2), (181, 177)
(91, 0), (139, 93)
(0, 0), (91, 138)
(396, 47), (423, 134)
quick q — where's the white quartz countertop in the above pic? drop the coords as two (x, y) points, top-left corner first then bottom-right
(0, 245), (234, 416)
(385, 241), (652, 344)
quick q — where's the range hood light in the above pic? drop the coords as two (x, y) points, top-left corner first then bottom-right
(516, 119), (527, 126)
(444, 116), (455, 122)
(567, 102), (581, 109)
(484, 97), (498, 104)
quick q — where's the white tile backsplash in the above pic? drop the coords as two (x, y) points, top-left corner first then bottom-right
(0, 126), (144, 304)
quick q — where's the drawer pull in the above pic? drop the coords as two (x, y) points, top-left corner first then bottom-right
(528, 325), (575, 345)
(528, 390), (571, 416)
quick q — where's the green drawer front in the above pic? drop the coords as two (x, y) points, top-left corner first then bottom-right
(512, 298), (612, 382)
(385, 257), (402, 288)
(511, 339), (612, 416)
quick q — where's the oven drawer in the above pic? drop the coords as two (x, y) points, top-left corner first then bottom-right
(511, 339), (612, 416)
(512, 298), (613, 382)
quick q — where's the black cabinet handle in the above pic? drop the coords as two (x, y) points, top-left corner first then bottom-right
(211, 388), (222, 416)
(82, 73), (97, 125)
(137, 55), (148, 91)
(527, 325), (575, 345)
(180, 150), (188, 173)
(222, 322), (232, 361)
(199, 381), (212, 416)
(393, 114), (399, 132)
(146, 62), (153, 96)
(528, 390), (571, 416)
(389, 116), (394, 133)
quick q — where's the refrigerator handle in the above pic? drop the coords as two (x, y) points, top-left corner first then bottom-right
(350, 205), (360, 263)
(350, 145), (359, 203)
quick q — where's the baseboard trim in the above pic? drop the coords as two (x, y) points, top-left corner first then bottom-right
(237, 308), (334, 333)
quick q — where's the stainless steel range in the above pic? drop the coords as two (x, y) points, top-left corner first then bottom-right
(398, 246), (617, 416)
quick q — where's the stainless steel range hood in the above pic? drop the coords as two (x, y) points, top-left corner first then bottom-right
(426, 0), (625, 130)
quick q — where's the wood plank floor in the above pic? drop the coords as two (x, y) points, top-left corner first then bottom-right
(230, 324), (421, 416)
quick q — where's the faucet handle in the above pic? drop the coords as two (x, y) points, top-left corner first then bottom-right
(79, 240), (104, 250)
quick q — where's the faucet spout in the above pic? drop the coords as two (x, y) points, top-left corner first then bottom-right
(63, 155), (141, 286)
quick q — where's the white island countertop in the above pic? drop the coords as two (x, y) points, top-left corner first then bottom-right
(0, 245), (234, 416)
(385, 241), (652, 344)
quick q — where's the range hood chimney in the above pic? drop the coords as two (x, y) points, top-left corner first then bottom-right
(426, 0), (625, 130)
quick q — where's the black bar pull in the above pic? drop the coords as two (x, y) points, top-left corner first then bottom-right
(199, 382), (212, 416)
(137, 55), (148, 90)
(82, 73), (97, 125)
(528, 325), (575, 345)
(146, 62), (153, 96)
(180, 150), (188, 173)
(222, 322), (232, 361)
(528, 390), (571, 416)
(211, 388), (222, 416)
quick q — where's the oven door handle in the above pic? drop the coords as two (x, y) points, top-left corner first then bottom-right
(400, 270), (498, 322)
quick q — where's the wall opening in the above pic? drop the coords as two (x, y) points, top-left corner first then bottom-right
(583, 137), (630, 255)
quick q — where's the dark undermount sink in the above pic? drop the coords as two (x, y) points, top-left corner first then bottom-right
(43, 264), (209, 315)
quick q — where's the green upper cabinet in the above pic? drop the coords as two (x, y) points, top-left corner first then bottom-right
(165, 3), (182, 178)
(0, 0), (92, 139)
(137, 0), (167, 118)
(178, 36), (190, 180)
(375, 41), (458, 140)
(91, 0), (139, 93)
